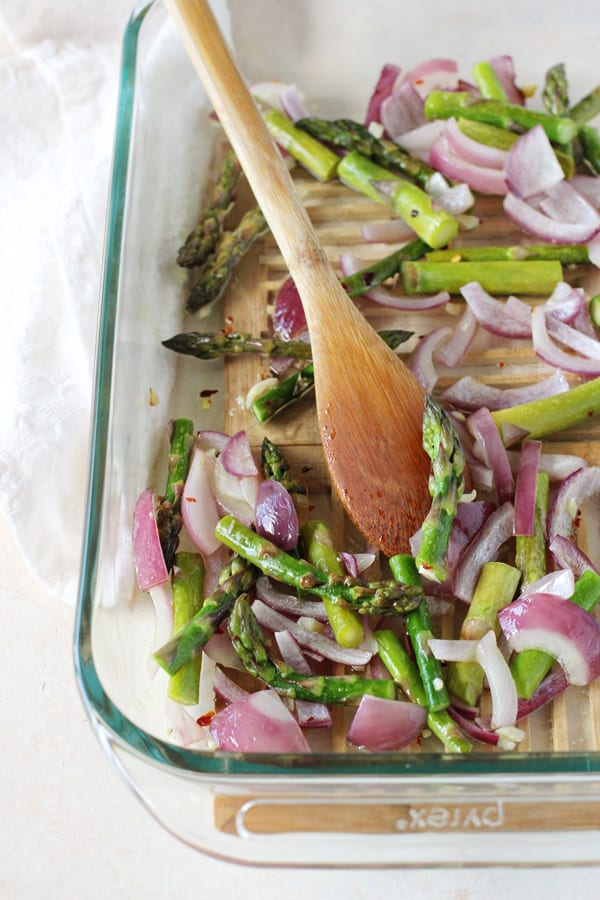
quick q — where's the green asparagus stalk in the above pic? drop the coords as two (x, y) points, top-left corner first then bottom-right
(156, 417), (194, 571)
(491, 376), (600, 442)
(447, 562), (521, 707)
(300, 520), (365, 649)
(342, 238), (429, 297)
(590, 295), (600, 327)
(261, 436), (306, 495)
(186, 206), (268, 312)
(579, 124), (600, 175)
(388, 554), (450, 714)
(374, 629), (472, 753)
(570, 84), (600, 126)
(425, 244), (589, 264)
(543, 63), (570, 117)
(456, 118), (575, 177)
(167, 552), (205, 705)
(415, 397), (465, 583)
(262, 107), (340, 181)
(511, 570), (600, 699)
(153, 554), (256, 676)
(514, 472), (550, 591)
(229, 595), (397, 703)
(295, 116), (437, 186)
(249, 330), (413, 424)
(216, 515), (424, 615)
(424, 91), (578, 144)
(401, 259), (563, 295)
(337, 151), (458, 248)
(177, 149), (241, 268)
(472, 61), (507, 100)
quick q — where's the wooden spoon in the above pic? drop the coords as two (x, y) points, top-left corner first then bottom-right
(164, 0), (431, 555)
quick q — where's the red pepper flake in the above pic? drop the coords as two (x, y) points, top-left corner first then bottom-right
(222, 315), (235, 336)
(196, 711), (215, 726)
(185, 496), (197, 503)
(200, 388), (219, 398)
(497, 360), (506, 368)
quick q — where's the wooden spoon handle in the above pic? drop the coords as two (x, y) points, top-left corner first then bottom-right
(164, 0), (343, 331)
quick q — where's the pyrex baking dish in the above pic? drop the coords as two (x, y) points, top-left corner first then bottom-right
(74, 0), (600, 866)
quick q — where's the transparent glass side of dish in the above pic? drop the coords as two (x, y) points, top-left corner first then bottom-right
(74, 0), (600, 865)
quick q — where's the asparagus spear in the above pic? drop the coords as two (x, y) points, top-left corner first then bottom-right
(570, 84), (600, 126)
(177, 149), (241, 268)
(228, 595), (397, 703)
(162, 328), (412, 362)
(511, 571), (600, 700)
(216, 515), (424, 615)
(415, 397), (465, 583)
(424, 91), (578, 144)
(447, 562), (521, 707)
(401, 259), (563, 295)
(425, 244), (589, 264)
(186, 206), (268, 312)
(262, 108), (340, 181)
(167, 552), (205, 705)
(388, 554), (450, 714)
(337, 151), (458, 248)
(249, 330), (413, 424)
(491, 376), (600, 442)
(472, 61), (507, 100)
(543, 63), (570, 117)
(261, 436), (306, 495)
(374, 629), (472, 753)
(295, 116), (437, 186)
(579, 124), (600, 175)
(342, 238), (429, 297)
(153, 554), (256, 676)
(514, 472), (550, 591)
(300, 520), (365, 649)
(156, 418), (194, 571)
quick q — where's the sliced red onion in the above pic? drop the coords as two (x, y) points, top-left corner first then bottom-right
(250, 80), (297, 111)
(204, 631), (245, 671)
(275, 631), (332, 729)
(442, 370), (569, 413)
(338, 551), (359, 578)
(279, 83), (309, 122)
(365, 63), (401, 127)
(460, 281), (531, 338)
(443, 117), (508, 170)
(475, 630), (518, 729)
(549, 534), (600, 576)
(254, 479), (299, 551)
(488, 55), (525, 105)
(546, 314), (600, 361)
(540, 179), (600, 228)
(429, 134), (508, 195)
(147, 582), (174, 676)
(195, 429), (230, 454)
(164, 698), (209, 747)
(453, 502), (514, 602)
(498, 591), (600, 685)
(516, 668), (569, 721)
(507, 448), (585, 483)
(548, 466), (600, 549)
(132, 490), (169, 591)
(406, 57), (459, 99)
(361, 218), (415, 243)
(346, 695), (426, 751)
(426, 171), (474, 216)
(448, 706), (499, 746)
(504, 191), (600, 244)
(428, 637), (478, 662)
(467, 407), (514, 504)
(531, 305), (600, 375)
(521, 568), (575, 600)
(545, 281), (586, 323)
(447, 500), (496, 574)
(513, 439), (541, 536)
(588, 232), (600, 268)
(203, 542), (232, 597)
(220, 430), (258, 477)
(181, 449), (221, 556)
(212, 455), (258, 527)
(504, 124), (564, 199)
(410, 326), (452, 391)
(255, 575), (328, 621)
(213, 667), (249, 704)
(272, 276), (306, 339)
(395, 120), (445, 158)
(434, 307), (478, 368)
(570, 174), (600, 207)
(251, 598), (373, 666)
(381, 78), (425, 139)
(209, 689), (311, 753)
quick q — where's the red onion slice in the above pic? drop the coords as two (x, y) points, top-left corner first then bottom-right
(220, 430), (259, 477)
(488, 55), (525, 105)
(365, 63), (402, 127)
(395, 121), (445, 158)
(548, 466), (600, 550)
(443, 117), (508, 170)
(132, 490), (170, 591)
(181, 449), (221, 556)
(346, 695), (427, 751)
(213, 667), (249, 704)
(195, 429), (230, 454)
(428, 638), (478, 662)
(381, 79), (425, 139)
(531, 305), (600, 375)
(540, 179), (600, 228)
(448, 707), (499, 746)
(546, 314), (600, 361)
(516, 668), (569, 721)
(460, 281), (532, 338)
(275, 631), (332, 728)
(406, 57), (459, 99)
(513, 439), (541, 536)
(521, 568), (575, 600)
(504, 191), (600, 244)
(498, 592), (600, 685)
(212, 456), (258, 527)
(434, 307), (478, 368)
(210, 689), (311, 753)
(272, 276), (306, 339)
(504, 124), (564, 199)
(256, 576), (328, 621)
(279, 83), (309, 122)
(255, 479), (299, 551)
(467, 407), (514, 504)
(545, 281), (587, 324)
(442, 370), (569, 413)
(475, 630), (518, 728)
(164, 698), (209, 747)
(411, 326), (452, 392)
(426, 172), (474, 216)
(361, 218), (415, 243)
(453, 502), (514, 602)
(549, 535), (600, 577)
(429, 134), (508, 195)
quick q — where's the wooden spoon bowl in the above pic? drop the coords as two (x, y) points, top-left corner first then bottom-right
(164, 0), (431, 555)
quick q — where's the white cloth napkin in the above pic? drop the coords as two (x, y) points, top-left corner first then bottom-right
(0, 0), (137, 603)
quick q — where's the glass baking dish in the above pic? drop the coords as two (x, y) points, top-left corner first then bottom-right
(75, 0), (600, 866)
